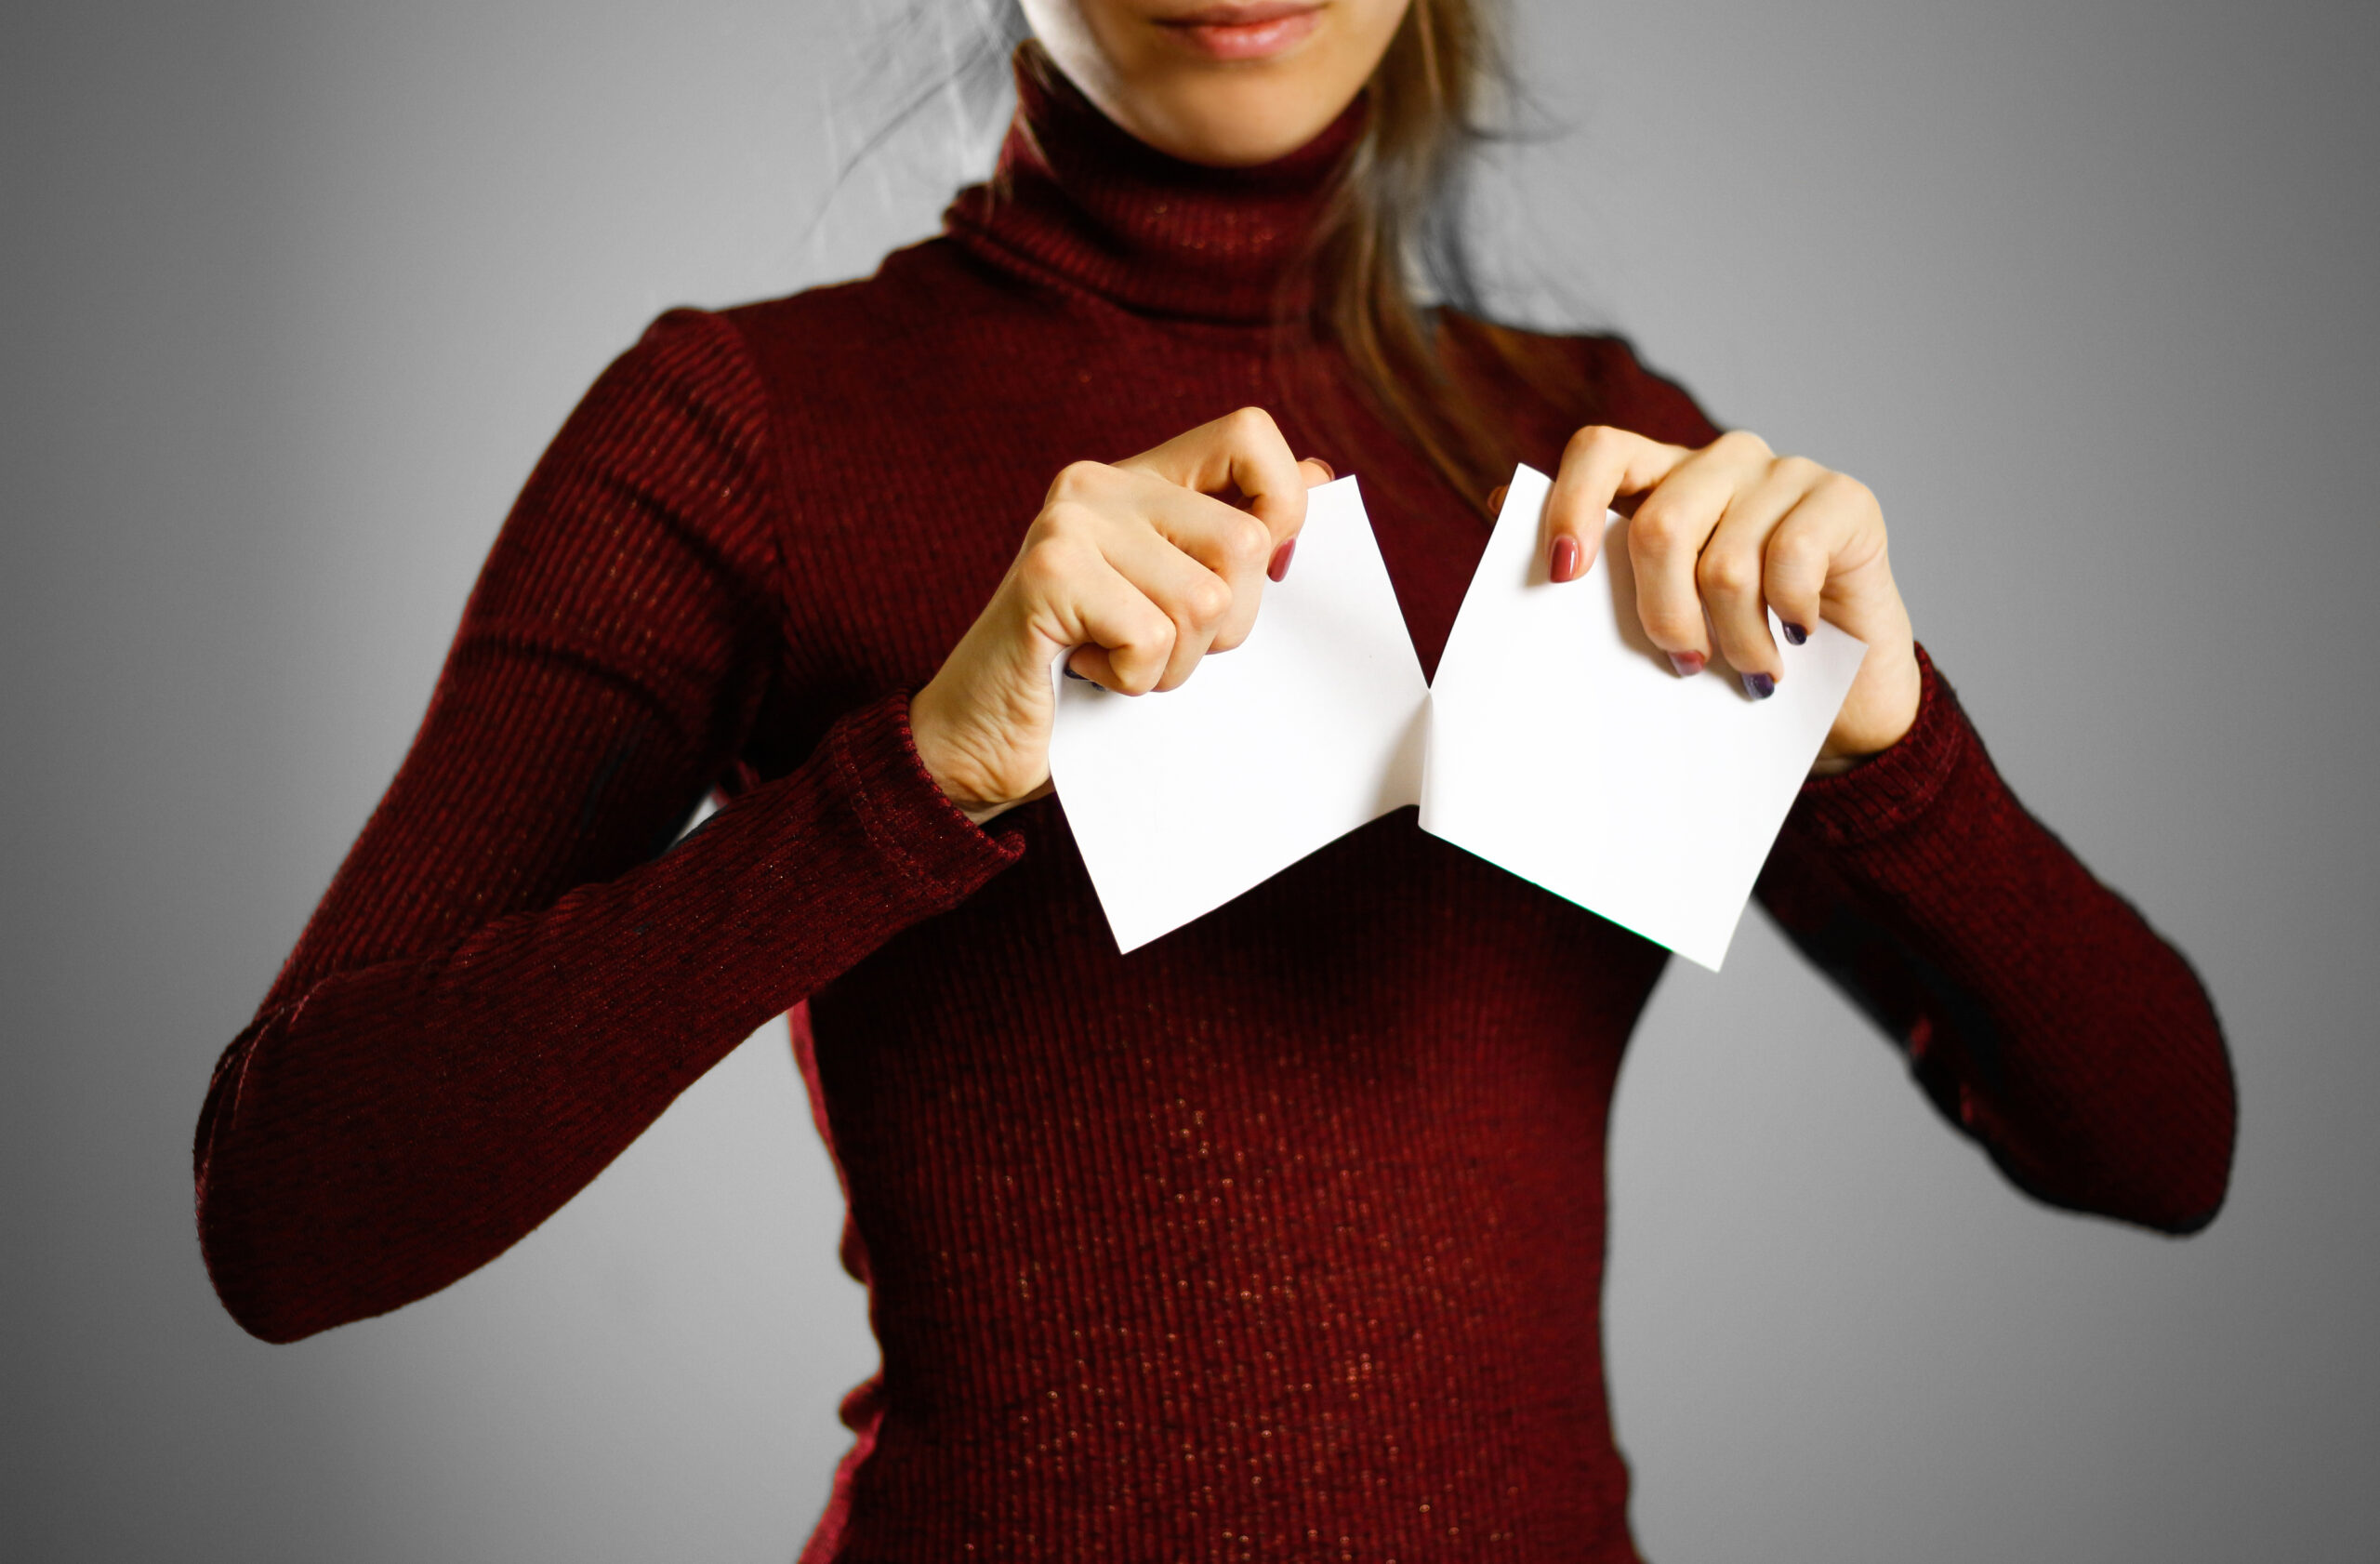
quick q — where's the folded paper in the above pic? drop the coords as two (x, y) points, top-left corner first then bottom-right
(1049, 464), (1866, 968)
(1421, 463), (1868, 970)
(1047, 476), (1429, 954)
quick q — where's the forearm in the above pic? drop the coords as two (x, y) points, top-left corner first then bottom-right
(1758, 648), (2236, 1232)
(195, 693), (1017, 1342)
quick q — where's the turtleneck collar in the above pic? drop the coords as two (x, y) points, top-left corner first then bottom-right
(944, 50), (1366, 326)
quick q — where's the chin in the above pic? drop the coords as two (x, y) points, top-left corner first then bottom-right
(1138, 77), (1350, 166)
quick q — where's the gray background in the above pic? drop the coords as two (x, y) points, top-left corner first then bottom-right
(5, 2), (2375, 1559)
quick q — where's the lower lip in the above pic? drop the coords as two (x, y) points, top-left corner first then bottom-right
(1158, 10), (1322, 61)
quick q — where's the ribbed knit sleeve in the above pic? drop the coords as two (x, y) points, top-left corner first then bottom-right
(1541, 331), (2237, 1234)
(194, 311), (1022, 1344)
(1756, 646), (2235, 1232)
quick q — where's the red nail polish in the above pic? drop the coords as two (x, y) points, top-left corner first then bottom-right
(1669, 651), (1706, 678)
(1268, 538), (1296, 582)
(1550, 536), (1581, 583)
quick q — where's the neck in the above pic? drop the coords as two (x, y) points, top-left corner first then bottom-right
(944, 47), (1367, 325)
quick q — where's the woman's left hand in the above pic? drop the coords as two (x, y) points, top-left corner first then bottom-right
(1539, 426), (1922, 774)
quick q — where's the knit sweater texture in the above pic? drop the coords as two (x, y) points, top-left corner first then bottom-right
(194, 64), (2236, 1563)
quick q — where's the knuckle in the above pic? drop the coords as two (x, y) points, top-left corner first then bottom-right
(1716, 429), (1774, 459)
(1767, 532), (1825, 581)
(1775, 454), (1824, 487)
(1183, 576), (1232, 627)
(1226, 515), (1271, 570)
(1017, 536), (1076, 590)
(1697, 548), (1757, 598)
(1129, 625), (1179, 690)
(1135, 601), (1177, 651)
(1225, 405), (1280, 443)
(1822, 470), (1879, 513)
(1630, 505), (1683, 554)
(1046, 459), (1108, 503)
(1033, 498), (1094, 542)
(1567, 424), (1621, 461)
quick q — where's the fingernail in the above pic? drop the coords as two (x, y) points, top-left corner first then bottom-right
(1063, 666), (1088, 681)
(1268, 538), (1296, 582)
(1488, 484), (1509, 513)
(1669, 651), (1706, 678)
(1550, 536), (1582, 583)
(1781, 622), (1809, 646)
(1741, 671), (1776, 700)
(1305, 457), (1335, 481)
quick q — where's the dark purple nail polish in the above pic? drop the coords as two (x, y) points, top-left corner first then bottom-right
(1781, 621), (1809, 646)
(1669, 651), (1706, 678)
(1064, 666), (1088, 682)
(1741, 671), (1776, 700)
(1268, 537), (1296, 582)
(1550, 536), (1582, 583)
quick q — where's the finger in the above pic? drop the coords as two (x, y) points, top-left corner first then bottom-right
(1107, 475), (1276, 653)
(1091, 514), (1240, 689)
(1033, 542), (1180, 697)
(1271, 457), (1334, 583)
(1039, 458), (1274, 651)
(1117, 406), (1310, 550)
(1543, 426), (1692, 583)
(1764, 471), (1880, 650)
(1625, 454), (1744, 670)
(1697, 456), (1827, 690)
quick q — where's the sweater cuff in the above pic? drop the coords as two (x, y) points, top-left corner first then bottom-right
(826, 690), (1025, 902)
(1786, 643), (1969, 850)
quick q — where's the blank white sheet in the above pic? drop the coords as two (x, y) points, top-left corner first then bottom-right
(1047, 475), (1429, 954)
(1420, 463), (1867, 970)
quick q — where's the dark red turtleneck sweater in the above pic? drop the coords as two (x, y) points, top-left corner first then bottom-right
(194, 66), (2234, 1563)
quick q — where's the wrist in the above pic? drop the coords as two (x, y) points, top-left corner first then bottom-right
(1791, 643), (1964, 843)
(908, 678), (1035, 825)
(1811, 642), (1921, 775)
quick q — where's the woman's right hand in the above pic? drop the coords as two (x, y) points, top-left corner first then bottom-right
(910, 408), (1330, 824)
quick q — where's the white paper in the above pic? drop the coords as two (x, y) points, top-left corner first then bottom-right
(1420, 463), (1867, 970)
(1048, 475), (1429, 953)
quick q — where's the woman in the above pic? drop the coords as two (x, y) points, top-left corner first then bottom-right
(194, 2), (2235, 1557)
